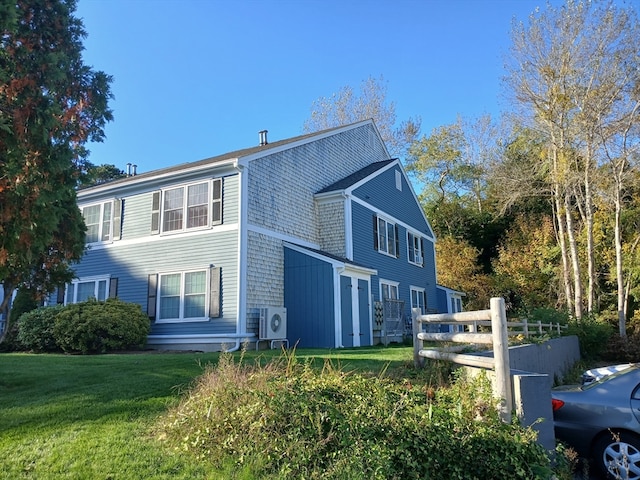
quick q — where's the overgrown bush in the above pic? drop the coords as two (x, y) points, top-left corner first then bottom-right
(526, 307), (569, 327)
(158, 351), (553, 479)
(602, 333), (640, 362)
(53, 298), (150, 354)
(17, 305), (65, 352)
(566, 314), (615, 360)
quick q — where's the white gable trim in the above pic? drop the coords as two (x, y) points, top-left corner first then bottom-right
(283, 242), (377, 276)
(350, 195), (435, 243)
(341, 158), (436, 241)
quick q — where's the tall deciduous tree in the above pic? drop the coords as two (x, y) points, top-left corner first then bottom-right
(505, 0), (640, 332)
(303, 75), (421, 157)
(435, 235), (492, 310)
(406, 115), (497, 211)
(492, 214), (560, 310)
(0, 0), (113, 341)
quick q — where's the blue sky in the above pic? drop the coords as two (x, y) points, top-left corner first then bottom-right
(76, 0), (569, 173)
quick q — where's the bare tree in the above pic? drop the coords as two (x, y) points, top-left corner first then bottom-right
(505, 0), (640, 328)
(303, 75), (421, 158)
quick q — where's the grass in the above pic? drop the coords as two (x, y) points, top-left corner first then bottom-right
(0, 345), (420, 479)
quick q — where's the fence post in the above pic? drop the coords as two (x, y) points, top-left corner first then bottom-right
(412, 308), (423, 368)
(490, 297), (513, 422)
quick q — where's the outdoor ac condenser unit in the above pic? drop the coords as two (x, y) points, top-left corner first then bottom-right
(259, 307), (287, 340)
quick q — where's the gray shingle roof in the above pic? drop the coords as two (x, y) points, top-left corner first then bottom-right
(80, 122), (371, 191)
(316, 158), (396, 194)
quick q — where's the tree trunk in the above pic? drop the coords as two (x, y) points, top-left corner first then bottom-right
(583, 159), (596, 313)
(615, 187), (627, 337)
(0, 281), (15, 345)
(553, 186), (573, 313)
(565, 191), (583, 319)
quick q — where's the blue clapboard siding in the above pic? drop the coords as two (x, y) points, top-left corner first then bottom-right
(73, 173), (241, 337)
(351, 200), (437, 318)
(353, 164), (434, 239)
(284, 247), (335, 348)
(120, 173), (239, 241)
(75, 230), (238, 335)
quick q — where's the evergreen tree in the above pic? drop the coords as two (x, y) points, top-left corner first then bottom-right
(0, 0), (113, 341)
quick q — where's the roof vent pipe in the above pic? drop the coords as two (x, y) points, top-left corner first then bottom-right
(132, 164), (137, 176)
(126, 163), (132, 176)
(259, 130), (268, 146)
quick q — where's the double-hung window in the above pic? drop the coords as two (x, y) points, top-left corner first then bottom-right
(82, 200), (121, 244)
(64, 275), (114, 304)
(158, 270), (207, 321)
(148, 266), (220, 322)
(410, 286), (427, 314)
(407, 232), (424, 266)
(374, 215), (399, 257)
(380, 280), (399, 301)
(154, 178), (222, 234)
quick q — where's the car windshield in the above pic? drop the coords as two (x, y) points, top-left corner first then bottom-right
(580, 363), (638, 391)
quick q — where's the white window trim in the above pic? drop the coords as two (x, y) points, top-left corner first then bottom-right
(82, 200), (116, 244)
(379, 279), (400, 300)
(377, 216), (398, 258)
(156, 268), (210, 323)
(66, 275), (111, 304)
(407, 231), (424, 267)
(159, 178), (222, 235)
(410, 285), (427, 314)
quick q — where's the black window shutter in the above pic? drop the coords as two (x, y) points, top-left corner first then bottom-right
(151, 191), (161, 234)
(209, 266), (221, 318)
(112, 199), (122, 240)
(108, 278), (118, 299)
(147, 274), (158, 320)
(56, 285), (66, 304)
(373, 215), (378, 250)
(420, 238), (425, 266)
(395, 225), (400, 258)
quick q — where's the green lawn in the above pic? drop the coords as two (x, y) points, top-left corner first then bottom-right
(0, 346), (417, 479)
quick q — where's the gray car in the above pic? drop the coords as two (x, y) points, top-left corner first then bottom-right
(552, 364), (640, 479)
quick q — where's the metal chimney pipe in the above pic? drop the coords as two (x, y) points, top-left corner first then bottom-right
(132, 164), (137, 176)
(126, 163), (132, 176)
(259, 130), (268, 146)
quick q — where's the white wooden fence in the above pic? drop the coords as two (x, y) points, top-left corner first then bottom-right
(412, 297), (513, 422)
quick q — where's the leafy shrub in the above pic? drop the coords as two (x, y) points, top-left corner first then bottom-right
(0, 288), (41, 352)
(566, 314), (615, 360)
(159, 351), (553, 479)
(526, 307), (569, 327)
(53, 298), (150, 354)
(17, 305), (65, 352)
(602, 333), (640, 362)
(0, 317), (22, 352)
(11, 288), (40, 323)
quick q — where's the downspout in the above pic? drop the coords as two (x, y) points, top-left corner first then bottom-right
(234, 159), (250, 350)
(224, 339), (241, 352)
